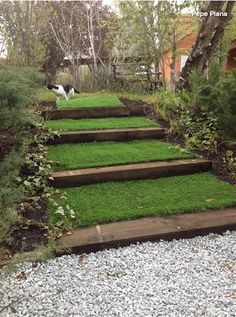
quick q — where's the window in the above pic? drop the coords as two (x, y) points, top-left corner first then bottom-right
(180, 55), (188, 70)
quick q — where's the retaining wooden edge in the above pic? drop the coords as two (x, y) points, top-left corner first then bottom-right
(47, 127), (165, 144)
(50, 158), (212, 188)
(57, 207), (236, 253)
(42, 105), (144, 120)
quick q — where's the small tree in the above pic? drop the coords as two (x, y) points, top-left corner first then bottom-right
(49, 1), (112, 88)
(114, 0), (194, 89)
(177, 0), (235, 89)
(0, 1), (48, 67)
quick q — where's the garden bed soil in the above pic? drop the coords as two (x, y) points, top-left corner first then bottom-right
(1, 131), (49, 262)
(10, 224), (48, 253)
(1, 195), (48, 263)
(119, 97), (153, 115)
(36, 101), (56, 111)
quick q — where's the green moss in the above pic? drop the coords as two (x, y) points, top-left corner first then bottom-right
(50, 173), (236, 227)
(47, 140), (194, 171)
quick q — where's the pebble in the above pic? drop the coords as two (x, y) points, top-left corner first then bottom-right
(0, 231), (236, 316)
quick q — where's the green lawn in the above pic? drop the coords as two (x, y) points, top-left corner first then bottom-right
(47, 140), (195, 171)
(58, 95), (123, 109)
(50, 173), (236, 227)
(46, 117), (158, 131)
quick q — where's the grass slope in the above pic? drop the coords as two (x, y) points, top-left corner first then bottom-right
(50, 173), (236, 227)
(47, 140), (194, 171)
(46, 117), (158, 131)
(58, 95), (123, 109)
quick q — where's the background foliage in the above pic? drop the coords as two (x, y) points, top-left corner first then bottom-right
(0, 67), (43, 246)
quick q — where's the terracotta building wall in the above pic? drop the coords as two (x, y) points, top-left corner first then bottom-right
(161, 32), (197, 81)
(225, 41), (236, 70)
(162, 35), (236, 81)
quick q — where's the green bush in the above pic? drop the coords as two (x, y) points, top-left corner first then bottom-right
(152, 63), (236, 154)
(183, 64), (236, 140)
(16, 67), (45, 89)
(0, 67), (42, 245)
(0, 67), (41, 141)
(152, 89), (182, 122)
(217, 71), (236, 139)
(0, 148), (26, 243)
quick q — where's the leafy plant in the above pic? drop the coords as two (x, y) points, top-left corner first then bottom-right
(223, 150), (236, 181)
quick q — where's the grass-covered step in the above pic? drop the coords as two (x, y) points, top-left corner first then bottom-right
(46, 117), (157, 131)
(50, 158), (211, 188)
(43, 106), (131, 120)
(51, 173), (236, 228)
(48, 127), (165, 144)
(58, 207), (236, 252)
(58, 95), (123, 109)
(47, 140), (195, 171)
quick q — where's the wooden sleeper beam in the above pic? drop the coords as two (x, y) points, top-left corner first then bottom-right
(48, 127), (165, 144)
(42, 105), (144, 120)
(50, 158), (212, 188)
(57, 208), (236, 253)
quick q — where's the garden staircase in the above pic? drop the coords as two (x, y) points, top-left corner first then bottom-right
(46, 103), (212, 187)
(45, 100), (236, 253)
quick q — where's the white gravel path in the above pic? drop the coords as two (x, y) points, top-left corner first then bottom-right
(0, 231), (236, 317)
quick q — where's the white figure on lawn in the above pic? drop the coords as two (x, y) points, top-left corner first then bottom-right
(47, 84), (80, 103)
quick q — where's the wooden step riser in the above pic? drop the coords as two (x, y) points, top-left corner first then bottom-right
(48, 129), (165, 144)
(43, 105), (144, 120)
(57, 208), (236, 254)
(50, 159), (212, 188)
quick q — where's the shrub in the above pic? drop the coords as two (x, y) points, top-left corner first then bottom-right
(16, 67), (45, 89)
(0, 147), (26, 243)
(0, 67), (42, 246)
(217, 71), (236, 139)
(153, 60), (236, 156)
(152, 89), (182, 122)
(79, 65), (114, 92)
(184, 64), (236, 140)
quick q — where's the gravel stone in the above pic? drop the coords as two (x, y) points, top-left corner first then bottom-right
(0, 231), (236, 317)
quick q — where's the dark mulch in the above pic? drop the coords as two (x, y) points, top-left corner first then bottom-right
(119, 97), (146, 108)
(4, 197), (48, 259)
(34, 101), (57, 114)
(1, 128), (49, 261)
(1, 193), (48, 264)
(10, 225), (48, 254)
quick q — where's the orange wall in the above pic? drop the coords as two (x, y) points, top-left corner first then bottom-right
(226, 41), (236, 70)
(226, 48), (236, 69)
(162, 35), (236, 81)
(161, 32), (197, 81)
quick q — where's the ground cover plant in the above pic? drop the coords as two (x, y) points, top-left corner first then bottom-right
(36, 89), (57, 103)
(0, 67), (53, 262)
(50, 173), (236, 227)
(46, 117), (158, 131)
(47, 139), (194, 171)
(58, 95), (123, 109)
(150, 65), (236, 181)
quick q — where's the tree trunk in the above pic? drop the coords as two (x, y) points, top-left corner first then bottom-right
(177, 1), (235, 90)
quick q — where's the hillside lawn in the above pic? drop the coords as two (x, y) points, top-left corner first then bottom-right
(58, 95), (123, 109)
(50, 173), (236, 227)
(46, 117), (158, 131)
(47, 139), (195, 171)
